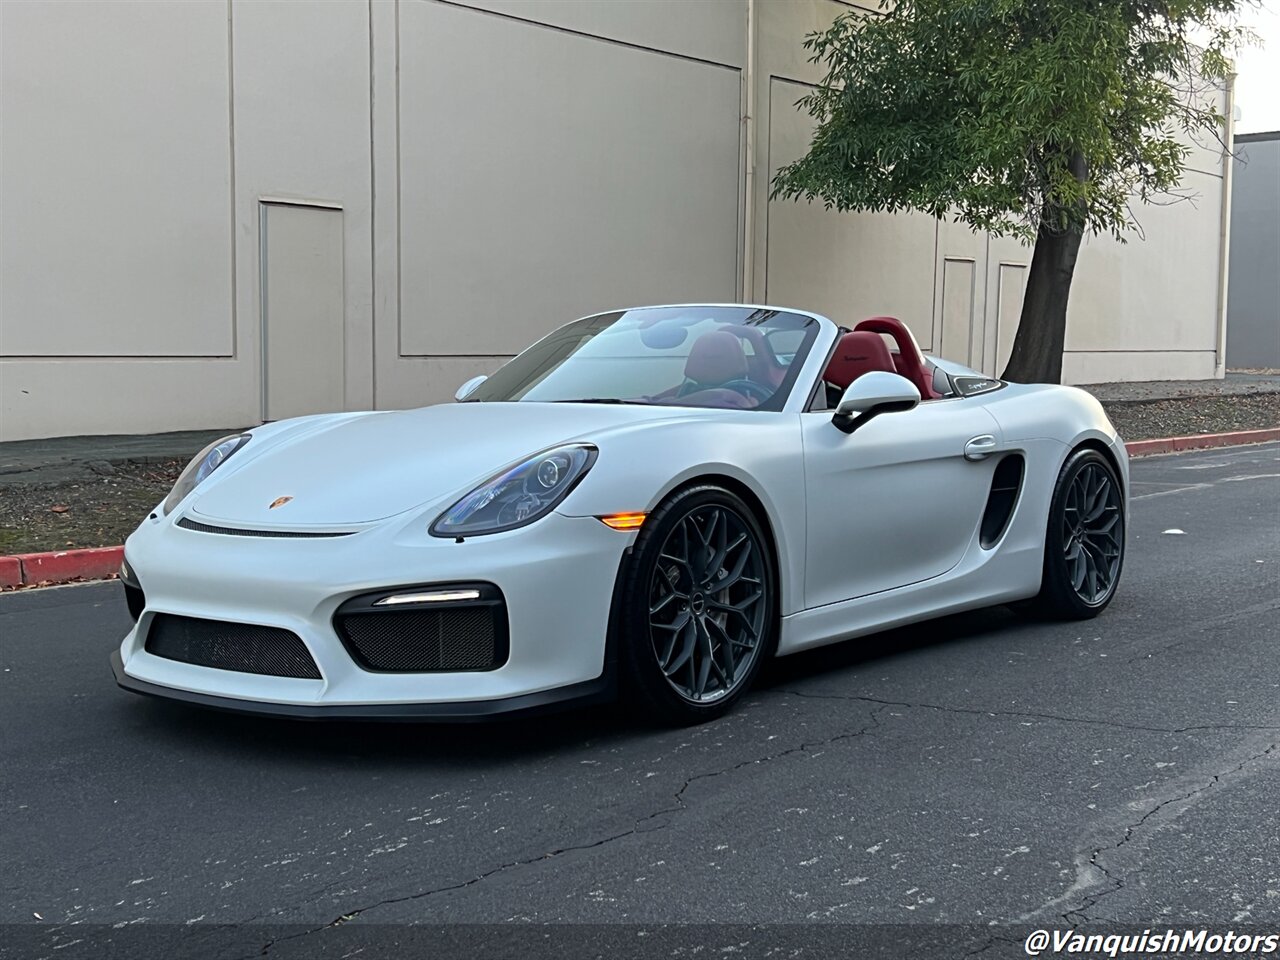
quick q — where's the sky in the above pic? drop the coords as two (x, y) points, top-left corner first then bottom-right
(1234, 3), (1280, 133)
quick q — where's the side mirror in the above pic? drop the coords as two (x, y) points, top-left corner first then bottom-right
(454, 375), (488, 402)
(833, 371), (920, 434)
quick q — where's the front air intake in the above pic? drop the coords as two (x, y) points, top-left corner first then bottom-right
(333, 583), (509, 672)
(979, 454), (1025, 549)
(145, 614), (321, 679)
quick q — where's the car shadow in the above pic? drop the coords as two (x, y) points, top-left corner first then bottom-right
(756, 603), (1022, 691)
(121, 603), (1025, 766)
(126, 693), (635, 766)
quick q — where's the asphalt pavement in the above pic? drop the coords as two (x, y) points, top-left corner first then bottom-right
(2, 443), (1277, 959)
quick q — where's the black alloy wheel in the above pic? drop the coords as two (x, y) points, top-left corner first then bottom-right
(618, 485), (776, 724)
(1024, 448), (1125, 620)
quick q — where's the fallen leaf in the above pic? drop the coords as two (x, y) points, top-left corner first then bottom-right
(50, 505), (69, 514)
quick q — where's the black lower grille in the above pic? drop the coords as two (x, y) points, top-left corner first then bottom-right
(145, 614), (321, 679)
(334, 584), (508, 672)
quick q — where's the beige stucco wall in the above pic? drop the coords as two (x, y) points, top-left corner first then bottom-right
(1, 0), (376, 439)
(0, 0), (1230, 441)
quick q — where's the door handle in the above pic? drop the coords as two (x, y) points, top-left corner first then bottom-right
(964, 435), (998, 461)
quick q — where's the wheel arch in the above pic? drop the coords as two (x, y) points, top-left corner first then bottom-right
(1068, 437), (1127, 501)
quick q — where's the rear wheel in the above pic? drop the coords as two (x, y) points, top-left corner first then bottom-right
(1023, 448), (1125, 620)
(618, 485), (776, 725)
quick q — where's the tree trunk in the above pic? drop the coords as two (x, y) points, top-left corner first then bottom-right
(999, 219), (1084, 384)
(1000, 150), (1089, 384)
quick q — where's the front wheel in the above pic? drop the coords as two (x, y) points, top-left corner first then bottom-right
(617, 486), (777, 725)
(1023, 448), (1125, 620)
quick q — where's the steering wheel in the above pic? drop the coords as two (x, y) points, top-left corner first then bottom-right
(721, 379), (773, 404)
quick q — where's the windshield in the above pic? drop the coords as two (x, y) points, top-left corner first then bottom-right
(466, 306), (820, 411)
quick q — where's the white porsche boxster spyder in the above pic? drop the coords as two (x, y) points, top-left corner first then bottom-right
(113, 304), (1127, 724)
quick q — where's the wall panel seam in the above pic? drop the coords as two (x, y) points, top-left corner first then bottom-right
(428, 0), (745, 72)
(0, 356), (239, 362)
(393, 354), (517, 360)
(1063, 349), (1216, 354)
(226, 0), (238, 362)
(394, 0), (403, 361)
(369, 0), (378, 405)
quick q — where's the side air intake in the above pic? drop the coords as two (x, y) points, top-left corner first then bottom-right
(980, 454), (1025, 549)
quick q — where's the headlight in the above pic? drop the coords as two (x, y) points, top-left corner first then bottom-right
(430, 444), (597, 537)
(162, 433), (251, 515)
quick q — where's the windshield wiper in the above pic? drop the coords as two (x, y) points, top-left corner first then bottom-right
(551, 398), (650, 405)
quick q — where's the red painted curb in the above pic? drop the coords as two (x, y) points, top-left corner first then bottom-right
(1125, 427), (1280, 457)
(7, 546), (124, 588)
(0, 556), (22, 589)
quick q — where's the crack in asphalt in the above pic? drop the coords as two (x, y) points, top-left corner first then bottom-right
(768, 689), (1280, 735)
(769, 689), (1279, 940)
(1059, 741), (1278, 926)
(962, 933), (1028, 958)
(230, 600), (1279, 942)
(242, 704), (889, 957)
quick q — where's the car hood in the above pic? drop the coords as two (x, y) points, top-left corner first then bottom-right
(188, 402), (697, 526)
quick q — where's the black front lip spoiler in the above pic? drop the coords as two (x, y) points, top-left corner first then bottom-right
(110, 649), (614, 722)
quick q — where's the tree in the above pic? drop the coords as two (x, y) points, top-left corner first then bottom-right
(771, 0), (1246, 384)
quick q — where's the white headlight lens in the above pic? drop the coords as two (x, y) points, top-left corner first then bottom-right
(430, 444), (596, 537)
(162, 433), (251, 515)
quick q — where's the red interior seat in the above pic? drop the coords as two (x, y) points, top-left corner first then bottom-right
(822, 330), (897, 392)
(683, 330), (748, 388)
(718, 325), (786, 387)
(853, 316), (941, 399)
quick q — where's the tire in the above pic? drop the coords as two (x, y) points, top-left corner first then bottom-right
(617, 485), (777, 725)
(1022, 447), (1125, 620)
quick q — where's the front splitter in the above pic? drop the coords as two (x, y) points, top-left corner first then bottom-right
(110, 649), (613, 722)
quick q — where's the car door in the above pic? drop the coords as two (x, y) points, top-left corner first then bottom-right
(801, 398), (1003, 609)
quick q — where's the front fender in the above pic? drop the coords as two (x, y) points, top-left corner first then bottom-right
(556, 414), (807, 616)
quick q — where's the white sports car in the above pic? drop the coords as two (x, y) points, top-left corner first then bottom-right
(113, 304), (1127, 724)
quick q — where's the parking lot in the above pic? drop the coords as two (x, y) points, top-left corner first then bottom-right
(3, 442), (1277, 958)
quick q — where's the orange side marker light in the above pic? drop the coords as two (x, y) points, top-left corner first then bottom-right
(598, 513), (647, 530)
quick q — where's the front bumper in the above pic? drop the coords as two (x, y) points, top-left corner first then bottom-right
(110, 650), (612, 720)
(115, 508), (630, 717)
